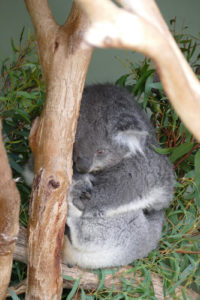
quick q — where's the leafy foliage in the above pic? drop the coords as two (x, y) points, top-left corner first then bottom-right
(0, 31), (45, 227)
(2, 20), (200, 299)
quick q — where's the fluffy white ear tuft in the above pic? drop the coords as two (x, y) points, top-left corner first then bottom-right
(113, 130), (148, 154)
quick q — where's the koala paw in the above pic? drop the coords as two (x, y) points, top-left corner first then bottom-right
(68, 176), (93, 211)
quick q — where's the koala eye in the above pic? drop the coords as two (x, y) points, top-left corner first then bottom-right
(96, 149), (105, 155)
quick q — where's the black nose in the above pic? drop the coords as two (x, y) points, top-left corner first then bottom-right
(76, 157), (91, 173)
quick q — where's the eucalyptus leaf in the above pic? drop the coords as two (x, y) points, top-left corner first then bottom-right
(8, 289), (21, 300)
(66, 277), (81, 300)
(8, 156), (24, 174)
(151, 145), (172, 155)
(169, 142), (194, 162)
(16, 91), (38, 99)
(116, 74), (130, 87)
(148, 82), (163, 90)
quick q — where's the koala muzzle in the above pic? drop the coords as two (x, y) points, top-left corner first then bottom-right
(76, 157), (91, 173)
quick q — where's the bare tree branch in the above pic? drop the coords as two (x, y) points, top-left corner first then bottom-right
(116, 0), (170, 34)
(24, 0), (59, 82)
(0, 120), (20, 299)
(24, 1), (93, 299)
(77, 0), (200, 141)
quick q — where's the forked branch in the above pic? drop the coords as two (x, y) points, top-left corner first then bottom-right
(77, 0), (200, 141)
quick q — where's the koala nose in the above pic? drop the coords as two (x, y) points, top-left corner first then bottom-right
(76, 157), (91, 173)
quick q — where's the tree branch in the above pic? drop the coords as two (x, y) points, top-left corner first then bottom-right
(24, 1), (93, 299)
(0, 120), (20, 299)
(24, 0), (59, 82)
(116, 0), (170, 34)
(77, 0), (200, 141)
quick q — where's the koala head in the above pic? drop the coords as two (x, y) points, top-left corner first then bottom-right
(73, 127), (129, 174)
(73, 84), (151, 174)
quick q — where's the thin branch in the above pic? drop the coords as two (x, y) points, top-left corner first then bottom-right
(24, 0), (58, 40)
(24, 0), (59, 81)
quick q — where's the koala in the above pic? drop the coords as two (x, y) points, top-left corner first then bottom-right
(62, 84), (174, 268)
(24, 83), (174, 269)
(70, 84), (173, 213)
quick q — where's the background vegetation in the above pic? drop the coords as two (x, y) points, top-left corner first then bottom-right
(0, 20), (200, 299)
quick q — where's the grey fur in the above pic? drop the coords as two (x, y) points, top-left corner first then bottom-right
(65, 203), (164, 268)
(72, 84), (174, 214)
(24, 83), (174, 269)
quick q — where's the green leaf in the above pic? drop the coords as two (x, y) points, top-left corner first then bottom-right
(184, 170), (195, 178)
(194, 150), (200, 182)
(169, 142), (194, 163)
(115, 74), (130, 87)
(189, 42), (197, 60)
(7, 71), (16, 90)
(143, 74), (154, 108)
(8, 288), (21, 300)
(179, 264), (194, 282)
(194, 150), (200, 206)
(62, 274), (75, 281)
(81, 289), (86, 300)
(23, 63), (37, 71)
(19, 26), (25, 46)
(15, 109), (31, 123)
(16, 91), (38, 100)
(132, 69), (154, 95)
(151, 145), (172, 155)
(0, 96), (7, 102)
(11, 38), (19, 53)
(148, 82), (163, 90)
(97, 269), (106, 290)
(66, 277), (81, 300)
(8, 156), (24, 174)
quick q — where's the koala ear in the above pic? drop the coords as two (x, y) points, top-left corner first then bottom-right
(113, 130), (148, 154)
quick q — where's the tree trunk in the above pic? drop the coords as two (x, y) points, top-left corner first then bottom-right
(0, 120), (20, 300)
(24, 1), (93, 299)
